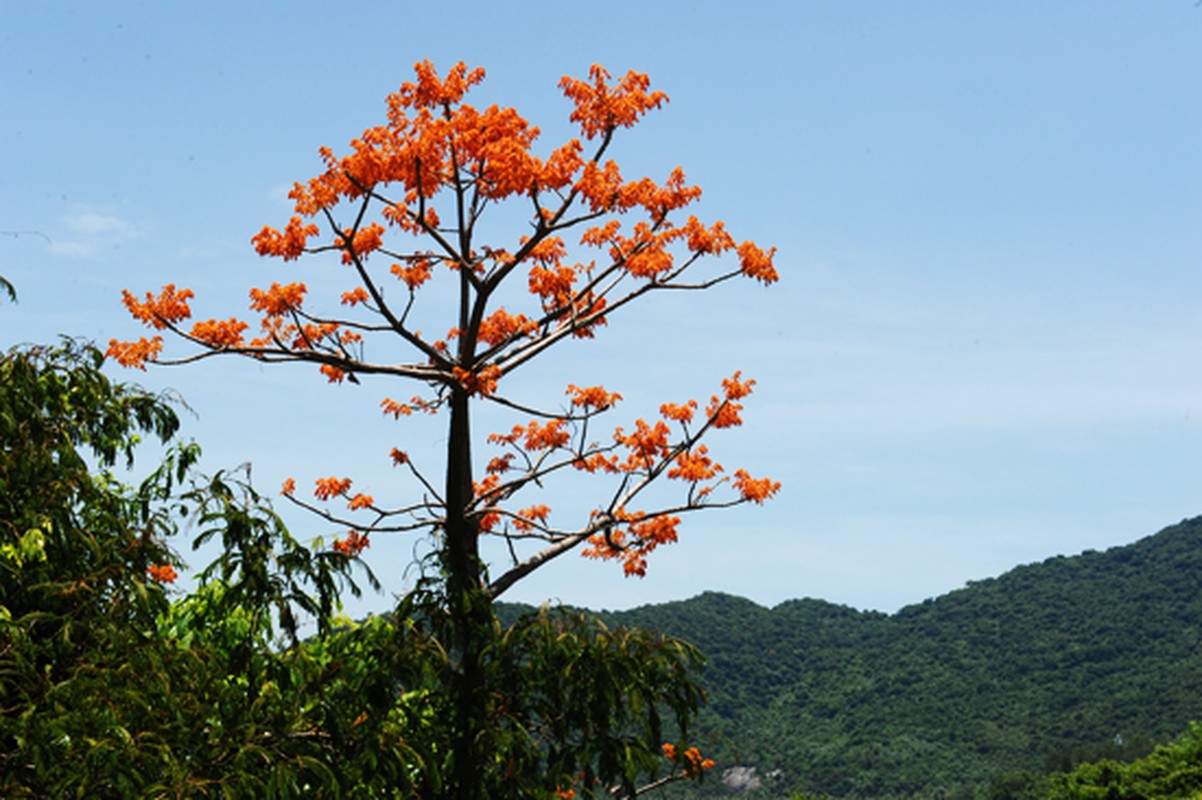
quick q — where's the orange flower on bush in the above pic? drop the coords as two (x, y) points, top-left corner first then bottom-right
(662, 742), (715, 776)
(147, 564), (177, 583)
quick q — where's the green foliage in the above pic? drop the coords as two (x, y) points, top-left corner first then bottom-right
(506, 517), (1202, 798)
(1041, 722), (1202, 800)
(381, 581), (709, 799)
(0, 339), (709, 797)
(485, 606), (706, 797)
(0, 339), (189, 794)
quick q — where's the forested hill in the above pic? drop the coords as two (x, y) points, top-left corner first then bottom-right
(499, 516), (1202, 798)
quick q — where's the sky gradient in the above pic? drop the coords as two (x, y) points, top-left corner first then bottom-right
(3, 2), (1200, 616)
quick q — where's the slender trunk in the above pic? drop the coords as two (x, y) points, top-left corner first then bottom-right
(443, 385), (491, 799)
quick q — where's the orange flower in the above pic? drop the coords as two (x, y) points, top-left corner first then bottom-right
(399, 59), (486, 109)
(558, 65), (668, 140)
(512, 504), (551, 532)
(288, 321), (338, 350)
(320, 364), (346, 383)
(333, 530), (370, 556)
(389, 448), (409, 466)
(638, 167), (702, 218)
(340, 286), (370, 306)
(682, 746), (716, 775)
(147, 564), (177, 583)
(705, 396), (744, 429)
(662, 743), (716, 776)
(190, 318), (248, 347)
(121, 284), (194, 330)
(567, 384), (622, 412)
(659, 400), (697, 423)
(281, 477), (296, 495)
(682, 216), (734, 255)
(485, 453), (514, 474)
(105, 336), (163, 369)
(721, 371), (755, 400)
(381, 397), (413, 418)
(539, 138), (584, 190)
(251, 216), (319, 261)
(528, 263), (578, 307)
(737, 240), (779, 284)
(452, 364), (503, 397)
(566, 294), (608, 338)
(314, 476), (352, 500)
(514, 419), (570, 451)
(574, 159), (627, 212)
(347, 493), (374, 511)
(477, 307), (535, 346)
(340, 223), (386, 264)
(473, 474), (501, 498)
(249, 281), (308, 317)
(668, 446), (722, 482)
(582, 511), (679, 578)
(733, 469), (781, 505)
(571, 452), (620, 474)
(617, 419), (671, 469)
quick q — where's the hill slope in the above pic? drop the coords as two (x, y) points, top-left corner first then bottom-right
(502, 516), (1202, 798)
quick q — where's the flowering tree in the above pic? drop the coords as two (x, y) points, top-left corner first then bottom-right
(110, 61), (778, 798)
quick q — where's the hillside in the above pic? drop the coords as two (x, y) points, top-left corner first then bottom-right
(500, 516), (1202, 798)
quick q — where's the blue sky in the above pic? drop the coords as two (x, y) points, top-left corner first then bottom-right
(3, 2), (1200, 616)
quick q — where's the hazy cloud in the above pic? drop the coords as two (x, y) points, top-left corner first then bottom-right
(47, 240), (94, 259)
(65, 212), (136, 237)
(52, 211), (141, 259)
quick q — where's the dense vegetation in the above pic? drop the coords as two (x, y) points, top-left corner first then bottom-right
(1038, 721), (1202, 800)
(6, 337), (1199, 796)
(0, 340), (710, 797)
(502, 516), (1202, 798)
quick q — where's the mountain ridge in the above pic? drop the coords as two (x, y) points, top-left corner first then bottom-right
(498, 515), (1202, 798)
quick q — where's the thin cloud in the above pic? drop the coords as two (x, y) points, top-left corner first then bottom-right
(52, 211), (141, 259)
(65, 212), (136, 236)
(48, 240), (94, 259)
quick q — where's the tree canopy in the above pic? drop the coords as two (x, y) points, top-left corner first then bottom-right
(102, 60), (779, 797)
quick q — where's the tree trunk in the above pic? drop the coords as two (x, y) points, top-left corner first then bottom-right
(443, 385), (491, 799)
